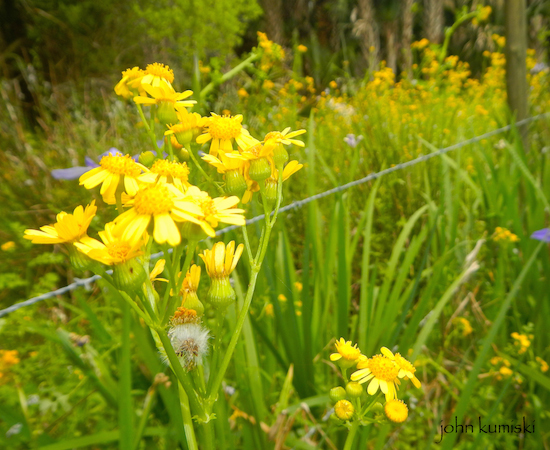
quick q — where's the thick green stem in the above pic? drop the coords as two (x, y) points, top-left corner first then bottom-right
(343, 421), (360, 450)
(132, 384), (157, 450)
(187, 144), (224, 194)
(119, 301), (133, 450)
(179, 383), (199, 450)
(439, 12), (478, 62)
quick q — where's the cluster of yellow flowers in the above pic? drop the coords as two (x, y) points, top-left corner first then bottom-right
(510, 332), (532, 355)
(493, 227), (520, 243)
(328, 338), (421, 424)
(0, 350), (20, 383)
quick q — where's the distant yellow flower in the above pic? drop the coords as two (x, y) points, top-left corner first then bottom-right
(297, 44), (308, 53)
(1, 241), (15, 251)
(265, 303), (274, 317)
(351, 353), (400, 401)
(115, 67), (145, 99)
(493, 227), (519, 242)
(536, 357), (549, 373)
(511, 332), (531, 354)
(294, 281), (303, 292)
(381, 347), (421, 388)
(238, 88), (249, 98)
(75, 222), (146, 265)
(330, 338), (362, 368)
(329, 80), (338, 89)
(196, 113), (259, 156)
(79, 154), (147, 200)
(24, 201), (97, 244)
(385, 399), (408, 423)
(499, 366), (513, 377)
(454, 317), (473, 336)
(139, 159), (191, 191)
(114, 182), (202, 246)
(334, 400), (354, 420)
(141, 63), (174, 88)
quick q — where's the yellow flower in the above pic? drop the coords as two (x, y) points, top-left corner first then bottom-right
(238, 88), (248, 98)
(179, 264), (204, 315)
(385, 399), (408, 423)
(380, 347), (421, 388)
(454, 317), (473, 336)
(196, 113), (259, 156)
(1, 241), (16, 251)
(334, 399), (354, 420)
(297, 44), (308, 53)
(134, 82), (195, 125)
(114, 182), (202, 246)
(200, 241), (244, 279)
(24, 201), (97, 244)
(74, 222), (146, 265)
(165, 109), (208, 146)
(202, 152), (248, 197)
(265, 303), (274, 317)
(351, 353), (400, 401)
(79, 154), (147, 200)
(330, 338), (362, 368)
(493, 227), (519, 242)
(141, 63), (175, 88)
(511, 332), (531, 354)
(150, 259), (168, 284)
(183, 186), (246, 237)
(114, 67), (145, 99)
(139, 159), (191, 191)
(536, 357), (549, 373)
(329, 80), (338, 89)
(294, 281), (303, 292)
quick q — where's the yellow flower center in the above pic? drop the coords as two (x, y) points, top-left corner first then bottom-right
(198, 198), (217, 223)
(384, 399), (408, 423)
(208, 116), (242, 140)
(394, 353), (416, 374)
(134, 185), (174, 216)
(335, 341), (361, 361)
(369, 355), (399, 381)
(122, 67), (143, 80)
(151, 160), (189, 182)
(107, 241), (132, 260)
(246, 143), (263, 157)
(145, 63), (174, 83)
(264, 131), (284, 142)
(100, 154), (142, 177)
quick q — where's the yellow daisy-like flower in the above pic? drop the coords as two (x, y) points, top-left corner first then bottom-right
(200, 241), (244, 279)
(380, 347), (421, 389)
(134, 82), (195, 110)
(165, 110), (208, 146)
(183, 186), (246, 237)
(351, 353), (400, 401)
(24, 201), (97, 244)
(139, 159), (191, 191)
(202, 152), (248, 197)
(79, 154), (147, 200)
(114, 182), (202, 246)
(74, 222), (146, 265)
(329, 338), (362, 369)
(196, 113), (259, 156)
(334, 399), (354, 420)
(263, 127), (306, 149)
(141, 63), (175, 88)
(114, 67), (145, 99)
(385, 399), (408, 423)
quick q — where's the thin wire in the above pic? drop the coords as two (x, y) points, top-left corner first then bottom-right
(1, 113), (547, 318)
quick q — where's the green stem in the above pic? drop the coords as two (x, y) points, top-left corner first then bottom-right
(439, 11), (478, 63)
(187, 144), (224, 194)
(119, 301), (133, 450)
(132, 384), (157, 450)
(200, 52), (261, 99)
(201, 420), (215, 450)
(343, 421), (360, 450)
(241, 223), (254, 262)
(167, 133), (174, 161)
(135, 103), (158, 151)
(179, 383), (199, 450)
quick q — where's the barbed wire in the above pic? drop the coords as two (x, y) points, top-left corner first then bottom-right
(1, 112), (547, 318)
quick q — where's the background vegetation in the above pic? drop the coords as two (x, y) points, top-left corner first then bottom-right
(1, 0), (550, 449)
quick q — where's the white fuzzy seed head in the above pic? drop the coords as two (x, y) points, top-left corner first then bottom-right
(166, 323), (210, 371)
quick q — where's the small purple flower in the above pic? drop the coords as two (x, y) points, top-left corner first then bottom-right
(51, 148), (122, 180)
(531, 228), (550, 243)
(343, 134), (363, 148)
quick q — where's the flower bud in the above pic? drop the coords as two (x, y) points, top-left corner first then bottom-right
(180, 221), (208, 242)
(225, 169), (247, 198)
(206, 277), (236, 309)
(329, 413), (343, 424)
(263, 178), (278, 208)
(157, 101), (178, 126)
(334, 400), (354, 421)
(179, 147), (190, 162)
(272, 143), (289, 169)
(182, 292), (205, 316)
(248, 157), (272, 182)
(139, 151), (156, 167)
(113, 259), (146, 295)
(345, 381), (363, 398)
(68, 245), (99, 272)
(329, 386), (347, 403)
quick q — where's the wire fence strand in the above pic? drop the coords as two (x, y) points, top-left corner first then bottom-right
(1, 112), (547, 318)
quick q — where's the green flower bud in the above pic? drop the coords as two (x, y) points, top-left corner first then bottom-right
(180, 222), (208, 242)
(225, 169), (247, 198)
(334, 400), (354, 420)
(157, 101), (178, 126)
(179, 147), (190, 162)
(263, 178), (278, 208)
(206, 277), (236, 309)
(248, 157), (272, 182)
(329, 386), (347, 403)
(272, 143), (289, 169)
(182, 292), (205, 316)
(68, 245), (99, 273)
(329, 413), (343, 424)
(174, 129), (194, 147)
(113, 259), (146, 295)
(139, 151), (156, 167)
(346, 381), (363, 398)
